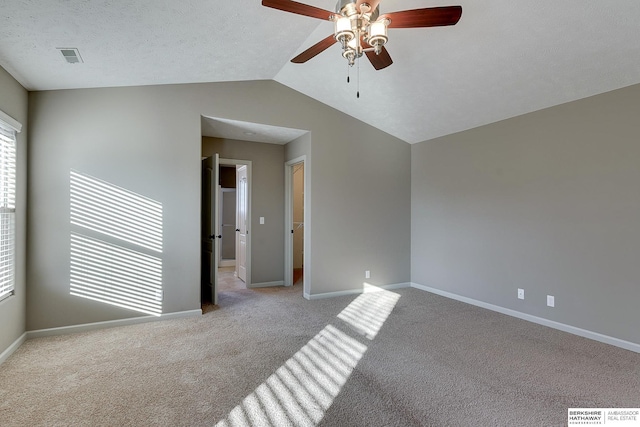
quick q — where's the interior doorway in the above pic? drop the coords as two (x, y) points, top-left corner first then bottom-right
(201, 156), (252, 307)
(292, 162), (304, 285)
(285, 156), (309, 297)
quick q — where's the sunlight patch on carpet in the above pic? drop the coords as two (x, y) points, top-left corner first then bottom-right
(337, 283), (401, 340)
(215, 288), (400, 427)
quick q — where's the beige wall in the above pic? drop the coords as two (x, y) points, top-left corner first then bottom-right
(202, 137), (285, 285)
(0, 66), (28, 356)
(411, 83), (640, 345)
(13, 66), (636, 349)
(26, 80), (410, 330)
(309, 112), (411, 292)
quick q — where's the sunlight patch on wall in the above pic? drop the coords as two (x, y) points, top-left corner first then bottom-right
(70, 170), (163, 252)
(216, 288), (400, 427)
(70, 233), (162, 316)
(70, 170), (163, 316)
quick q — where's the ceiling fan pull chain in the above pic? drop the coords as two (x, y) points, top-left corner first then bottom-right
(357, 55), (360, 99)
(347, 63), (350, 83)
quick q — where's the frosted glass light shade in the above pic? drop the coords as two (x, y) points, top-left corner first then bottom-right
(335, 16), (355, 43)
(368, 20), (388, 46)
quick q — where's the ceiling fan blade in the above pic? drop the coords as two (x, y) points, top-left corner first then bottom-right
(291, 34), (337, 63)
(262, 0), (334, 21)
(356, 0), (382, 13)
(365, 47), (393, 70)
(362, 40), (393, 70)
(384, 6), (462, 29)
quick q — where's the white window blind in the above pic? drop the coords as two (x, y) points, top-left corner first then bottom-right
(0, 120), (17, 302)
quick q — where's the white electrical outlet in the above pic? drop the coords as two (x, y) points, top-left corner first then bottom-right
(260, 217), (265, 225)
(517, 288), (524, 300)
(547, 295), (555, 307)
(365, 270), (370, 279)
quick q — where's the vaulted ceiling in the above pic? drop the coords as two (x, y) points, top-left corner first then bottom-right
(2, 1), (640, 143)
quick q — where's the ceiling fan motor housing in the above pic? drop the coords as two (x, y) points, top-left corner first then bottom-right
(335, 0), (379, 19)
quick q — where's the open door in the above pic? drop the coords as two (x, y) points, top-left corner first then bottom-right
(201, 154), (220, 305)
(236, 165), (248, 282)
(200, 156), (218, 304)
(212, 154), (221, 303)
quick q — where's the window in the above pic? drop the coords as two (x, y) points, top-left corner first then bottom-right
(0, 112), (19, 303)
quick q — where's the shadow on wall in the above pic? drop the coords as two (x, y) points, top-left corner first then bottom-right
(69, 170), (163, 316)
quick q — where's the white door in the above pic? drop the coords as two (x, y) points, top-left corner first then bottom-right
(236, 165), (248, 282)
(211, 154), (220, 304)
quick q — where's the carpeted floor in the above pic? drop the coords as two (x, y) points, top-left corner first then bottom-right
(1, 279), (638, 426)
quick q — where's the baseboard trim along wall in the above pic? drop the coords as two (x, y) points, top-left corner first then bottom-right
(249, 281), (285, 288)
(306, 282), (411, 300)
(26, 310), (203, 339)
(410, 282), (640, 354)
(0, 333), (27, 365)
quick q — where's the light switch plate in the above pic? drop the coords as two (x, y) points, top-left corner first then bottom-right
(260, 217), (265, 224)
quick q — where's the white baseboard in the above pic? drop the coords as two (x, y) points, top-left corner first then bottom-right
(26, 309), (203, 339)
(379, 282), (413, 291)
(249, 280), (285, 289)
(0, 333), (27, 365)
(307, 282), (411, 300)
(219, 260), (236, 267)
(410, 282), (640, 354)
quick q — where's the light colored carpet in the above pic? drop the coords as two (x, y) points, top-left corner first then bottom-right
(1, 282), (638, 426)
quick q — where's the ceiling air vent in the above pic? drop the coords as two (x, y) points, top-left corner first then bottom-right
(57, 48), (83, 64)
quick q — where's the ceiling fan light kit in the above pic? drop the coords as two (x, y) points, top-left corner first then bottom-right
(331, 0), (389, 66)
(262, 0), (462, 71)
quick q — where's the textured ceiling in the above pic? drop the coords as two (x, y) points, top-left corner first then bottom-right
(2, 1), (640, 143)
(202, 116), (308, 144)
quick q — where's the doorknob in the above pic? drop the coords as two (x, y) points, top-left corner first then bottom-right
(210, 235), (222, 239)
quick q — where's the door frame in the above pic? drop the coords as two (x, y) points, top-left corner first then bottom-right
(220, 158), (252, 287)
(284, 155), (310, 298)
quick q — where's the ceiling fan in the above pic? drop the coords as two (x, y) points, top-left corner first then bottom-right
(262, 0), (462, 70)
